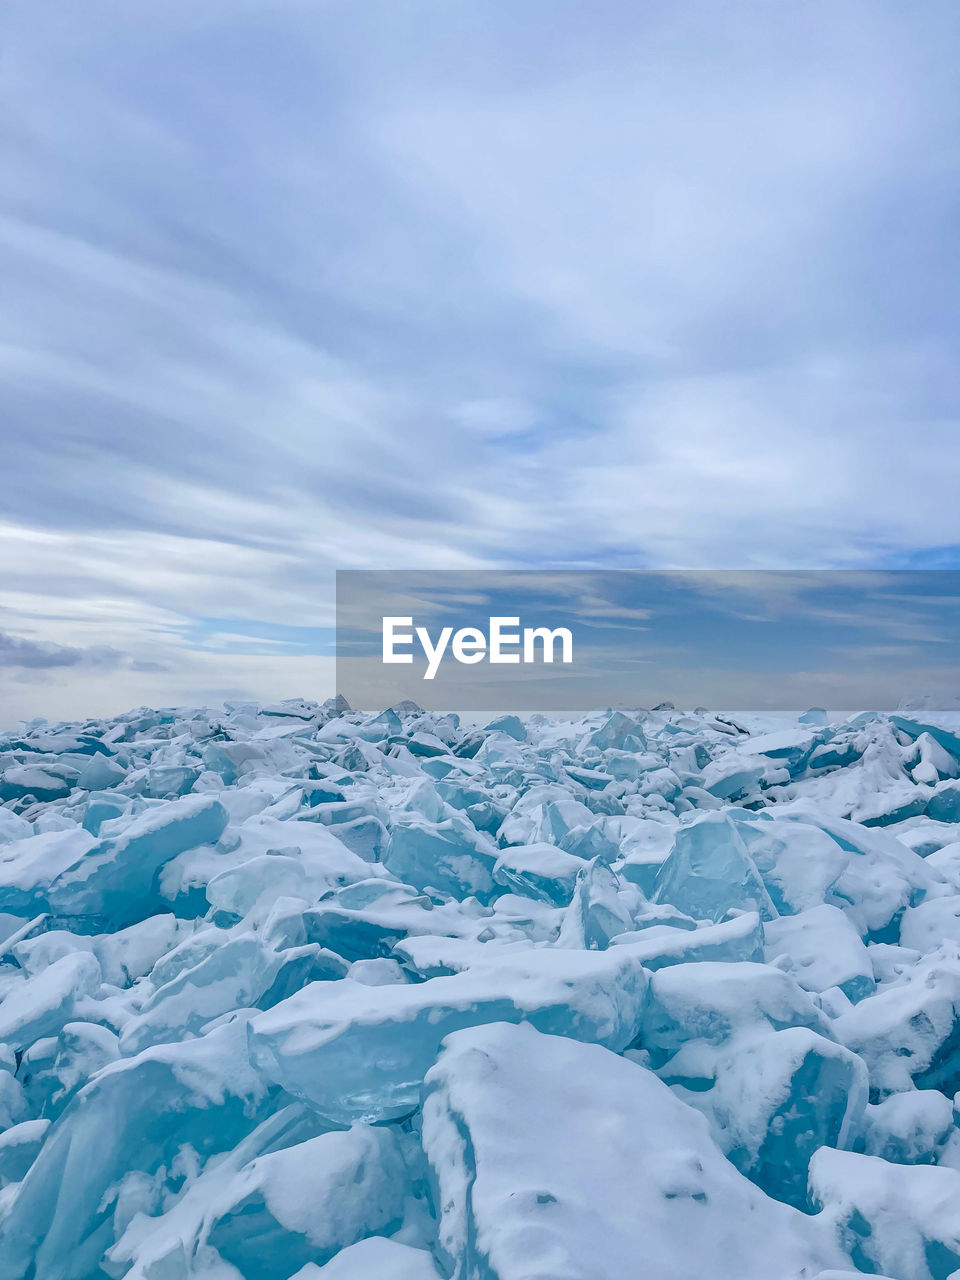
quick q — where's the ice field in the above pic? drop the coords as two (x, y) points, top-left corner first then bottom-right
(2, 697), (960, 1278)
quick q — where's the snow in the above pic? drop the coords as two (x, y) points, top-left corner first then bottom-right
(0, 697), (959, 1277)
(422, 1020), (847, 1279)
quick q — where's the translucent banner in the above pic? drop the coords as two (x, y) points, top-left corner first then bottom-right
(335, 569), (960, 715)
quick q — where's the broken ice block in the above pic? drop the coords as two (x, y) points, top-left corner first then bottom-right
(764, 905), (875, 1003)
(810, 1146), (960, 1280)
(654, 813), (777, 922)
(248, 947), (648, 1123)
(205, 1125), (408, 1279)
(385, 814), (499, 902)
(422, 1021), (845, 1280)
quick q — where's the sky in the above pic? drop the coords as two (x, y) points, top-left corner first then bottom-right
(1, 1), (959, 723)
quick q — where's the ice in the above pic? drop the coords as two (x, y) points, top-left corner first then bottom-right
(202, 1125), (409, 1279)
(731, 815), (850, 915)
(0, 810), (32, 844)
(930, 783), (960, 823)
(556, 856), (634, 948)
(291, 1238), (443, 1279)
(76, 754), (128, 791)
(610, 909), (764, 969)
(772, 809), (948, 939)
(118, 931), (283, 1054)
(0, 1020), (270, 1280)
(0, 1119), (49, 1186)
(4, 699), (960, 1276)
(858, 1090), (956, 1165)
(492, 841), (584, 904)
(801, 707), (830, 726)
(834, 955), (960, 1096)
(421, 1020), (846, 1279)
(0, 952), (101, 1051)
(638, 961), (867, 1205)
(765, 904), (876, 1002)
(0, 767), (72, 803)
(248, 946), (648, 1123)
(653, 812), (777, 922)
(0, 796), (228, 928)
(810, 1147), (960, 1280)
(385, 813), (500, 902)
(683, 1024), (868, 1207)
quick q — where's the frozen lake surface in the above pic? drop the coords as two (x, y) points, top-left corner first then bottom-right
(1, 698), (960, 1279)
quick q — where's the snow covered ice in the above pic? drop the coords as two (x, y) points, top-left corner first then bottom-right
(3, 701), (960, 1278)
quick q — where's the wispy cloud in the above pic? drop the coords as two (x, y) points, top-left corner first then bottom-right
(0, 631), (122, 670)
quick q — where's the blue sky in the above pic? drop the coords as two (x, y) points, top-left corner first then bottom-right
(1, 1), (958, 721)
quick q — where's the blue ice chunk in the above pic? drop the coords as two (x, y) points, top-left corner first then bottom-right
(0, 1119), (50, 1186)
(626, 902), (699, 932)
(603, 749), (666, 781)
(900, 894), (960, 952)
(0, 809), (32, 844)
(557, 858), (633, 949)
(301, 780), (348, 806)
(640, 961), (833, 1066)
(402, 732), (449, 759)
(0, 1020), (271, 1280)
(422, 1022), (847, 1280)
(0, 1070), (28, 1129)
(248, 947), (649, 1124)
(833, 955), (960, 1096)
(325, 815), (388, 861)
(611, 911), (764, 970)
(701, 757), (767, 800)
(0, 795), (228, 928)
(80, 793), (127, 836)
(103, 1102), (333, 1278)
(92, 913), (191, 988)
(258, 944), (352, 1007)
(858, 1089), (955, 1165)
(118, 933), (284, 1054)
(732, 816), (848, 917)
(891, 715), (960, 764)
(76, 755), (127, 791)
(206, 1125), (408, 1280)
(559, 820), (620, 862)
(654, 813), (777, 923)
(799, 708), (829, 725)
(292, 1237), (443, 1279)
(809, 739), (863, 769)
(35, 1022), (120, 1120)
(0, 767), (72, 803)
(928, 781), (960, 823)
(385, 814), (499, 902)
(681, 1026), (868, 1208)
(774, 809), (943, 938)
(0, 953), (101, 1052)
(140, 765), (201, 798)
(810, 1147), (960, 1279)
(745, 728), (824, 774)
(485, 715), (526, 741)
(764, 906), (875, 1003)
(493, 843), (584, 906)
(563, 763), (616, 791)
(590, 712), (646, 751)
(368, 708), (403, 735)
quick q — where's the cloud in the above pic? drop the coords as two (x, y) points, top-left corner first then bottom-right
(0, 630), (122, 670)
(0, 1), (958, 716)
